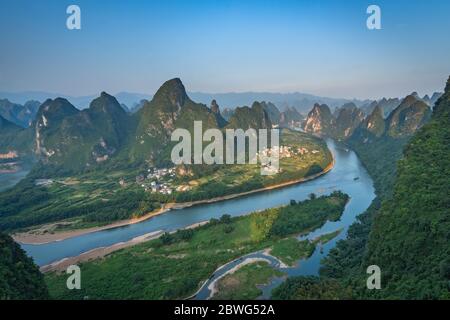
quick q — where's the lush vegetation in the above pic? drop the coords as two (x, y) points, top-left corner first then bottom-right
(0, 232), (48, 299)
(270, 238), (315, 266)
(270, 229), (342, 267)
(271, 136), (406, 299)
(275, 77), (450, 300)
(348, 135), (408, 197)
(361, 83), (450, 299)
(174, 129), (332, 202)
(0, 129), (331, 233)
(0, 77), (332, 234)
(272, 276), (352, 300)
(0, 174), (162, 231)
(213, 261), (284, 300)
(45, 192), (348, 299)
(269, 192), (346, 238)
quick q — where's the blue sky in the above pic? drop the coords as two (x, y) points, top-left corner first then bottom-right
(0, 0), (449, 99)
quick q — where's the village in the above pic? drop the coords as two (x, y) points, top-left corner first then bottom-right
(129, 144), (321, 194)
(257, 145), (320, 159)
(130, 167), (178, 195)
(257, 144), (320, 175)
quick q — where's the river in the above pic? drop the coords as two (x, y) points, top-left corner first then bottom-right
(21, 139), (375, 291)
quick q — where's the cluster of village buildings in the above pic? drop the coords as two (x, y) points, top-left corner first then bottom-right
(124, 145), (321, 194)
(0, 151), (18, 160)
(132, 167), (177, 195)
(257, 145), (320, 159)
(257, 145), (321, 175)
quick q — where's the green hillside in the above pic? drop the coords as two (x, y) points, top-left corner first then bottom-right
(0, 232), (48, 299)
(226, 101), (272, 130)
(132, 78), (224, 165)
(362, 78), (450, 299)
(273, 76), (450, 300)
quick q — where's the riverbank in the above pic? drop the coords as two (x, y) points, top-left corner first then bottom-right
(40, 230), (164, 273)
(14, 157), (334, 245)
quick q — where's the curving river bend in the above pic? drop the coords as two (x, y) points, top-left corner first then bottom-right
(21, 139), (375, 297)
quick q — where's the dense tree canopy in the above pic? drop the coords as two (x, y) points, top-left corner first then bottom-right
(0, 232), (48, 299)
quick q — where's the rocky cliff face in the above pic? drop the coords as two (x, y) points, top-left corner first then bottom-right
(303, 103), (335, 136)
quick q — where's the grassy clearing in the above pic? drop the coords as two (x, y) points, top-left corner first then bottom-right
(313, 229), (343, 245)
(212, 261), (284, 300)
(270, 238), (316, 266)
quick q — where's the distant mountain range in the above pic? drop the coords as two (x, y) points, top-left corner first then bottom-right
(0, 78), (442, 177)
(0, 91), (152, 111)
(303, 93), (432, 141)
(189, 92), (371, 114)
(1, 89), (367, 113)
(1, 89), (441, 124)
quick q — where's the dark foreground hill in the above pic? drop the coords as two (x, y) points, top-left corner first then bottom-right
(0, 232), (48, 299)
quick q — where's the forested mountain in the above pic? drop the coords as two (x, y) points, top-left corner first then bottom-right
(0, 117), (36, 158)
(303, 102), (365, 139)
(223, 102), (303, 128)
(347, 95), (431, 195)
(333, 103), (365, 139)
(0, 99), (40, 128)
(260, 101), (281, 125)
(132, 78), (228, 165)
(32, 94), (132, 173)
(362, 78), (450, 299)
(360, 93), (441, 118)
(385, 95), (431, 137)
(303, 94), (431, 145)
(0, 115), (24, 153)
(359, 105), (385, 138)
(0, 114), (21, 134)
(360, 97), (401, 117)
(0, 232), (48, 299)
(279, 107), (303, 128)
(303, 103), (335, 136)
(227, 101), (272, 130)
